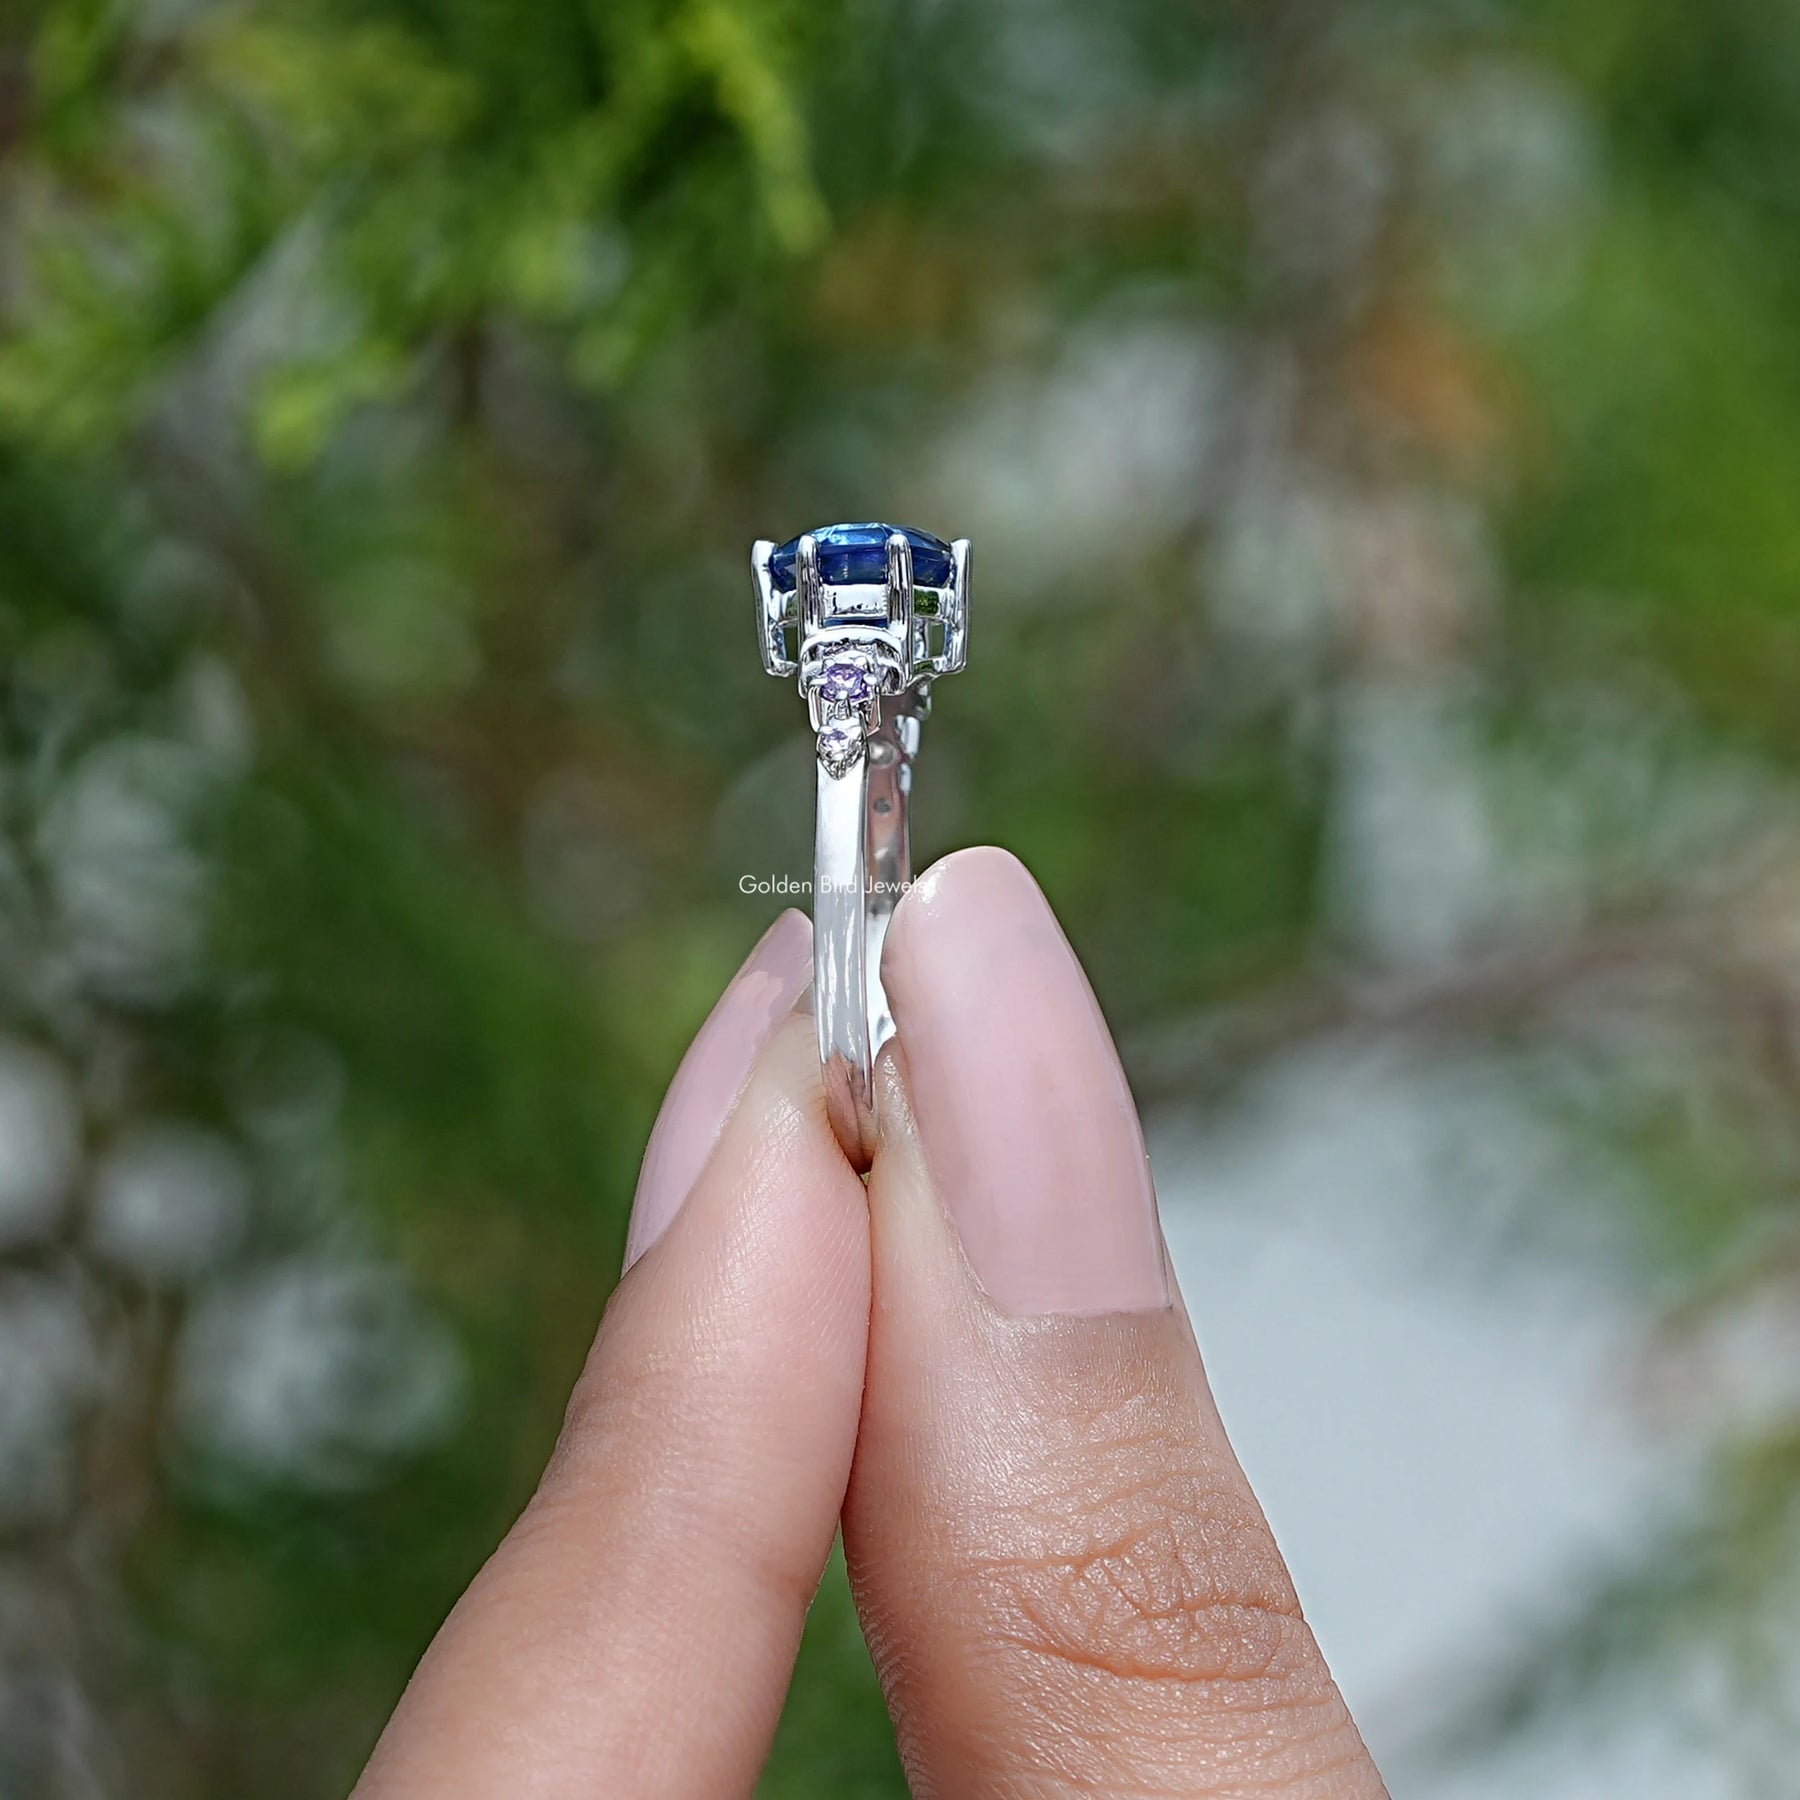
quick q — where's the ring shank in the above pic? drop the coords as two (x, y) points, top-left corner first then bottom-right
(815, 686), (926, 1168)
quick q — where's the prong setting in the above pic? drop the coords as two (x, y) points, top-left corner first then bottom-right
(885, 529), (913, 638)
(751, 520), (968, 767)
(946, 538), (971, 673)
(797, 532), (825, 640)
(751, 537), (795, 676)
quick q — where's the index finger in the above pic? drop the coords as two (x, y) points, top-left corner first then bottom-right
(357, 919), (869, 1799)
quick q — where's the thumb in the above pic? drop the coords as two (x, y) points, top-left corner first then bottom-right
(844, 848), (1387, 1798)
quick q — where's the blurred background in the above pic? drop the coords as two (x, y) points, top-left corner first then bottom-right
(0, 0), (1796, 1793)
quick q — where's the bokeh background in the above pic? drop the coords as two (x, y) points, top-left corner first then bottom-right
(1, 0), (1797, 1794)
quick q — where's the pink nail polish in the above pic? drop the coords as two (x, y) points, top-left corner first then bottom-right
(882, 848), (1167, 1316)
(624, 910), (813, 1269)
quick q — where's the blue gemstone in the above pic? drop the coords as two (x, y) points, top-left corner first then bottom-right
(769, 523), (953, 593)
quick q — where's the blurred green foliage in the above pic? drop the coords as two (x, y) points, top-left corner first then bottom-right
(5, 0), (1800, 1793)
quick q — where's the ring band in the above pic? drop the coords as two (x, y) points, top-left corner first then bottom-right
(753, 523), (970, 1166)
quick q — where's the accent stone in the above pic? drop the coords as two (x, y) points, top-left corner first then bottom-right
(816, 718), (865, 773)
(818, 657), (876, 705)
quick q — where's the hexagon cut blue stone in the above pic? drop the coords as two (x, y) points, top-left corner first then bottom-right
(769, 523), (952, 594)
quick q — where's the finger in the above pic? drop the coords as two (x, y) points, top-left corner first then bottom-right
(357, 913), (870, 1800)
(846, 850), (1387, 1799)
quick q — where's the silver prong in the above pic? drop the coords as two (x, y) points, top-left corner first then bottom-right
(798, 532), (825, 637)
(946, 537), (971, 673)
(886, 531), (914, 682)
(751, 538), (776, 599)
(885, 531), (912, 625)
(751, 538), (795, 676)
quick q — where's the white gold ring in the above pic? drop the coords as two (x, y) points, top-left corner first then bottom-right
(752, 522), (970, 1167)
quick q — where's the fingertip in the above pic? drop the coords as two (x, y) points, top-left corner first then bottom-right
(625, 1005), (865, 1321)
(880, 843), (1166, 1318)
(625, 909), (813, 1269)
(886, 844), (1032, 984)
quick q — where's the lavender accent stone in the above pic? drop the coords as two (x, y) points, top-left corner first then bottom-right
(819, 658), (875, 705)
(817, 718), (864, 772)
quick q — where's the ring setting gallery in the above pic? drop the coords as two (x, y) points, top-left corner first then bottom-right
(752, 522), (971, 1166)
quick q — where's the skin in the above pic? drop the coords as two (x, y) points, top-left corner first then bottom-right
(355, 851), (1389, 1800)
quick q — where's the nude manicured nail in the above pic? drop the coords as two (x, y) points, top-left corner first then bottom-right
(882, 848), (1167, 1316)
(625, 910), (812, 1269)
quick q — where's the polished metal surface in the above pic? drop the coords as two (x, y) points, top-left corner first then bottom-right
(752, 524), (968, 1166)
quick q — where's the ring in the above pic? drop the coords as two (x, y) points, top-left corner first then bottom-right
(752, 522), (970, 1166)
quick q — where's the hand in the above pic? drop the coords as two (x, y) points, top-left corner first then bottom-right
(353, 848), (1388, 1799)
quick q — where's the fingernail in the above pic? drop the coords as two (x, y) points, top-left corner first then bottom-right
(625, 910), (812, 1269)
(882, 848), (1167, 1316)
